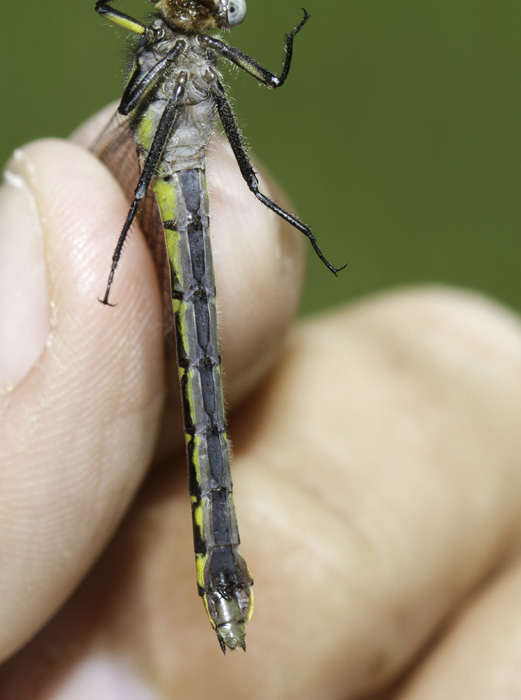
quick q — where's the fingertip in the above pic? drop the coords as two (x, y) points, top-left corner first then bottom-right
(0, 152), (50, 390)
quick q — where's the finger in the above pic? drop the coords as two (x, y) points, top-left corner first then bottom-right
(2, 287), (521, 700)
(263, 287), (521, 698)
(396, 558), (521, 699)
(0, 138), (165, 660)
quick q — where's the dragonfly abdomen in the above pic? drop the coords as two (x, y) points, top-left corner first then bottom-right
(153, 168), (253, 652)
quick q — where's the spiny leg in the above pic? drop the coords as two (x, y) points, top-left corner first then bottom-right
(212, 81), (345, 275)
(95, 0), (146, 35)
(120, 41), (185, 115)
(101, 77), (186, 305)
(202, 9), (310, 88)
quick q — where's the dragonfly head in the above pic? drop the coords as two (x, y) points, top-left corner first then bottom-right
(151, 0), (246, 31)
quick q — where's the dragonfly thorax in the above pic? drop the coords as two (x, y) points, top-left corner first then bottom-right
(150, 0), (246, 32)
(132, 30), (219, 169)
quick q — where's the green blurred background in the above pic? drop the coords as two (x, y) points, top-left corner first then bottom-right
(3, 0), (520, 314)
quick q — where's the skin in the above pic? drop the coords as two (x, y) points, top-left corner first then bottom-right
(0, 112), (521, 698)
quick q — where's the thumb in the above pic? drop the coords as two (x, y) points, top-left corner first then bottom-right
(0, 139), (165, 660)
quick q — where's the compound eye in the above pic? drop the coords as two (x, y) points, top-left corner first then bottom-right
(227, 0), (246, 27)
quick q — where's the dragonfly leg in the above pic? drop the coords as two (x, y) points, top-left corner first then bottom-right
(120, 41), (186, 115)
(95, 0), (147, 36)
(101, 76), (186, 304)
(202, 9), (310, 88)
(212, 82), (345, 275)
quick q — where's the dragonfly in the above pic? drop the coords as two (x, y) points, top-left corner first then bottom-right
(93, 0), (343, 653)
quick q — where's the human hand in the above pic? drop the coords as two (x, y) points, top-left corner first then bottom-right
(1, 116), (521, 699)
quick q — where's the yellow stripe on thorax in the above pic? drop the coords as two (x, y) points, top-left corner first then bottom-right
(137, 111), (159, 152)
